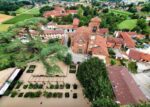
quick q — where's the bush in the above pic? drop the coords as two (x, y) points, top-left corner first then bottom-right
(50, 84), (55, 89)
(53, 92), (57, 98)
(57, 92), (63, 98)
(128, 61), (137, 73)
(60, 84), (64, 89)
(73, 93), (77, 99)
(69, 69), (76, 73)
(55, 84), (59, 89)
(47, 92), (52, 98)
(65, 92), (69, 98)
(65, 83), (70, 89)
(15, 81), (23, 89)
(64, 53), (72, 65)
(11, 91), (18, 98)
(18, 93), (24, 97)
(73, 84), (78, 89)
(23, 84), (28, 89)
(110, 59), (116, 65)
(24, 91), (42, 98)
(28, 83), (43, 89)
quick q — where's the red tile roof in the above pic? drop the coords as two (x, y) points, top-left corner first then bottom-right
(91, 36), (109, 56)
(73, 18), (80, 27)
(55, 25), (73, 29)
(43, 6), (77, 18)
(107, 66), (147, 105)
(99, 28), (109, 35)
(73, 26), (91, 43)
(128, 49), (150, 62)
(66, 10), (77, 14)
(119, 32), (135, 48)
(43, 29), (64, 34)
(107, 37), (123, 49)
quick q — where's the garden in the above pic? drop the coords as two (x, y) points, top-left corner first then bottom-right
(26, 65), (36, 73)
(69, 64), (77, 73)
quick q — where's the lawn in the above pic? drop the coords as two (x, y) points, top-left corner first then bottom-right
(110, 9), (133, 16)
(0, 13), (13, 23)
(118, 19), (137, 30)
(0, 24), (12, 32)
(3, 14), (34, 24)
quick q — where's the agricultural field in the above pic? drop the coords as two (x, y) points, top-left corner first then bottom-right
(109, 9), (133, 16)
(0, 24), (12, 32)
(3, 14), (34, 24)
(25, 7), (40, 15)
(118, 19), (137, 30)
(15, 7), (29, 14)
(0, 13), (13, 23)
(16, 7), (40, 15)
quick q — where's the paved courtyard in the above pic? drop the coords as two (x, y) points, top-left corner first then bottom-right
(132, 72), (150, 100)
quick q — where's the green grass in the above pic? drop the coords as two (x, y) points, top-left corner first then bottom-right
(118, 19), (137, 30)
(25, 7), (40, 15)
(16, 7), (40, 15)
(0, 24), (12, 32)
(3, 14), (34, 24)
(16, 7), (29, 14)
(110, 9), (133, 16)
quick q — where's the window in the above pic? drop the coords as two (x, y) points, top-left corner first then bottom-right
(78, 49), (83, 54)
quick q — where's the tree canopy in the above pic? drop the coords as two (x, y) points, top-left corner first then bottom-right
(77, 57), (116, 106)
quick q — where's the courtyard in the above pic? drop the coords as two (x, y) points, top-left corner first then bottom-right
(0, 61), (90, 107)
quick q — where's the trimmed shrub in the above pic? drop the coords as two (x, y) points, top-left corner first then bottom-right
(73, 84), (78, 89)
(15, 81), (23, 89)
(11, 91), (18, 98)
(53, 92), (57, 98)
(57, 92), (63, 98)
(60, 84), (64, 89)
(65, 83), (70, 89)
(50, 84), (55, 89)
(73, 93), (77, 99)
(55, 84), (59, 89)
(18, 93), (24, 97)
(65, 92), (69, 98)
(23, 85), (28, 89)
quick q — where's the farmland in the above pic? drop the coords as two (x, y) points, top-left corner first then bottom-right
(0, 13), (13, 23)
(118, 19), (137, 30)
(0, 24), (12, 32)
(16, 7), (40, 15)
(3, 14), (34, 24)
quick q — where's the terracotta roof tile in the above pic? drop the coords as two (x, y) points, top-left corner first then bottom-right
(107, 66), (147, 105)
(119, 32), (135, 48)
(129, 49), (150, 62)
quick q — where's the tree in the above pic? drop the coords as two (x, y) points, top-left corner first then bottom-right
(110, 59), (116, 65)
(39, 6), (54, 15)
(64, 53), (72, 65)
(77, 57), (114, 101)
(128, 61), (137, 74)
(92, 98), (119, 107)
(141, 3), (150, 12)
(77, 7), (84, 18)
